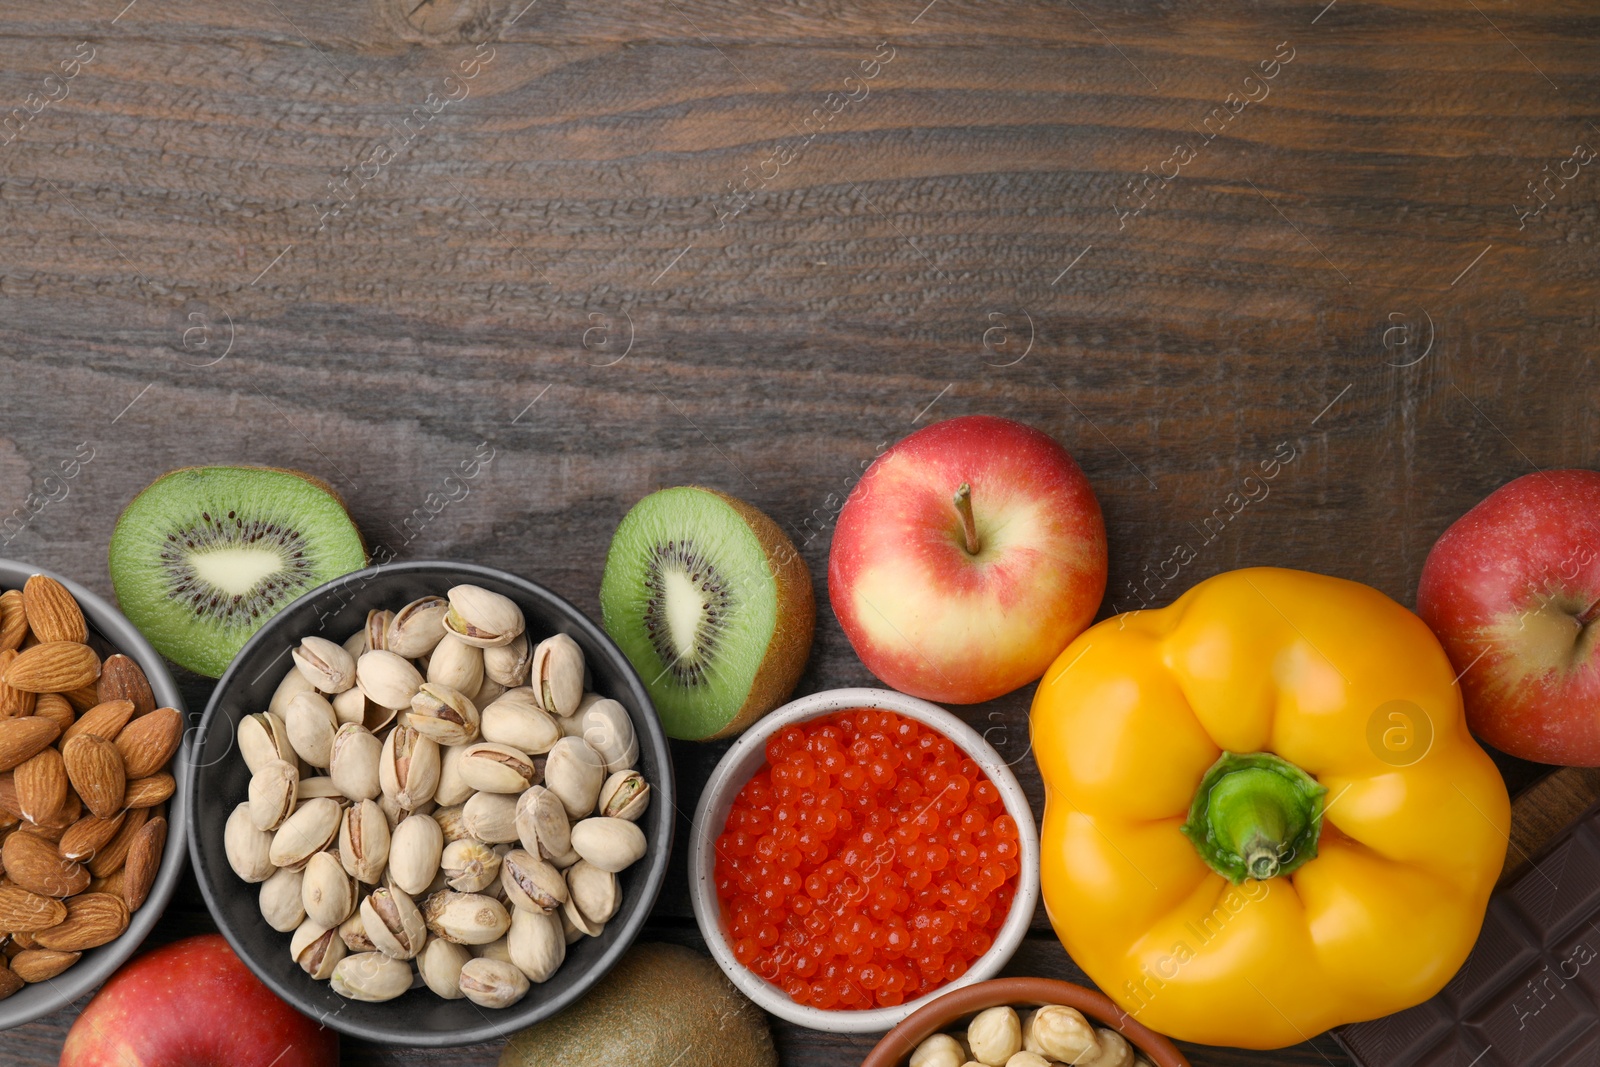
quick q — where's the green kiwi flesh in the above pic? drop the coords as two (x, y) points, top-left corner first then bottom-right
(108, 466), (367, 677)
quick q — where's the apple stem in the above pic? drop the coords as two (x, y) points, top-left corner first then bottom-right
(953, 483), (981, 555)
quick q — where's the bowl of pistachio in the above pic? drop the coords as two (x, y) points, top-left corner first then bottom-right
(184, 560), (674, 1046)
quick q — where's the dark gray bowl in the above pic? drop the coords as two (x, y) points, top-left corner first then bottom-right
(0, 559), (190, 1031)
(185, 561), (675, 1046)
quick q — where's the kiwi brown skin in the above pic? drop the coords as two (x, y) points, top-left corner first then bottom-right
(698, 487), (815, 741)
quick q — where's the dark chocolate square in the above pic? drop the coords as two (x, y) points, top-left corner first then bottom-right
(1342, 999), (1452, 1066)
(1445, 902), (1541, 1015)
(1509, 828), (1600, 945)
(1467, 959), (1595, 1063)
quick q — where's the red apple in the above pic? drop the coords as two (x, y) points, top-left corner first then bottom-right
(60, 934), (337, 1067)
(828, 415), (1107, 704)
(1416, 469), (1600, 765)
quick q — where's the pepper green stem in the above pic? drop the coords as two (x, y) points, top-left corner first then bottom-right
(1180, 751), (1327, 884)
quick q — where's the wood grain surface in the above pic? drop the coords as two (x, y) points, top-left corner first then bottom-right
(1, 0), (1597, 1061)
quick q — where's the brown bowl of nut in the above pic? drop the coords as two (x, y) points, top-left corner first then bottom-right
(185, 561), (673, 1046)
(0, 561), (188, 1031)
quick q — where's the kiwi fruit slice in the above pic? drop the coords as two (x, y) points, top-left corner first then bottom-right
(109, 466), (367, 677)
(600, 486), (813, 741)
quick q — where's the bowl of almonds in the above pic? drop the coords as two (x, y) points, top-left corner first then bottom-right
(185, 560), (674, 1046)
(0, 561), (188, 1031)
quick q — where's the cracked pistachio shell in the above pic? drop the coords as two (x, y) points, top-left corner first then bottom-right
(597, 769), (650, 822)
(330, 951), (413, 1002)
(329, 724), (381, 802)
(442, 837), (501, 892)
(544, 736), (605, 820)
(515, 785), (571, 863)
(459, 956), (530, 1008)
(418, 936), (471, 999)
(248, 759), (299, 831)
(380, 724), (440, 810)
(459, 742), (540, 794)
(483, 633), (532, 688)
(530, 634), (584, 717)
(390, 813), (445, 895)
(435, 744), (474, 807)
(558, 905), (583, 945)
(338, 799), (390, 884)
(292, 636), (356, 694)
(343, 626), (368, 658)
(570, 817), (647, 874)
(499, 849), (567, 913)
(331, 685), (370, 727)
(298, 776), (344, 800)
(426, 633), (484, 696)
(259, 866), (306, 932)
(387, 596), (449, 658)
(284, 692), (339, 769)
(340, 908), (377, 952)
(506, 906), (566, 984)
(239, 712), (294, 775)
(444, 585), (525, 649)
(423, 890), (511, 945)
(269, 666), (317, 718)
(408, 682), (480, 746)
(566, 859), (619, 925)
(579, 698), (638, 775)
(365, 608), (394, 653)
(462, 791), (520, 844)
(225, 802), (277, 883)
(561, 893), (602, 938)
(480, 689), (560, 755)
(474, 937), (513, 963)
(473, 677), (508, 708)
(291, 918), (347, 980)
(302, 850), (357, 927)
(361, 885), (427, 960)
(269, 797), (342, 871)
(433, 803), (471, 843)
(357, 650), (424, 710)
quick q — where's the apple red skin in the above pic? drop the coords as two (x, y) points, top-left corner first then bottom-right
(1417, 469), (1600, 765)
(60, 934), (338, 1067)
(828, 415), (1108, 704)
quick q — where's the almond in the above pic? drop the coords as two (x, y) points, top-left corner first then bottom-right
(5, 643), (99, 694)
(123, 773), (175, 809)
(61, 685), (102, 713)
(58, 810), (126, 863)
(9, 948), (80, 982)
(62, 735), (124, 820)
(33, 893), (128, 951)
(87, 805), (147, 877)
(115, 708), (182, 779)
(123, 816), (165, 912)
(0, 590), (26, 654)
(13, 747), (66, 824)
(0, 885), (67, 931)
(0, 772), (20, 819)
(33, 693), (73, 734)
(6, 932), (36, 951)
(0, 651), (35, 719)
(63, 700), (135, 747)
(0, 717), (60, 772)
(30, 790), (80, 833)
(88, 868), (124, 899)
(21, 576), (85, 645)
(0, 961), (21, 1001)
(1, 831), (89, 896)
(97, 655), (156, 718)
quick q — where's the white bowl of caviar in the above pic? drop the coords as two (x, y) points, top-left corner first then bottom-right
(687, 687), (1040, 1033)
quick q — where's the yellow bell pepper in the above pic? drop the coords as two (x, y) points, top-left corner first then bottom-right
(1030, 567), (1509, 1049)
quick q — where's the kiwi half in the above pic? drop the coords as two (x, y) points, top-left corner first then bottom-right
(109, 466), (367, 677)
(599, 486), (814, 741)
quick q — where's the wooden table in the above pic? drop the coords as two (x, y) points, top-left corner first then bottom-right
(2, 0), (1596, 1061)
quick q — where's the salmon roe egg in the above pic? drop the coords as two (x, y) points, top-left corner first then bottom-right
(714, 709), (1018, 1009)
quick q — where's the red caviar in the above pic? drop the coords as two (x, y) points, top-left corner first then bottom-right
(713, 709), (1019, 1010)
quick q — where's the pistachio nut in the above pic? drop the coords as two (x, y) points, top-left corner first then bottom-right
(365, 608), (394, 654)
(462, 791), (520, 844)
(499, 849), (568, 913)
(290, 918), (347, 980)
(423, 890), (511, 945)
(248, 759), (299, 831)
(433, 803), (471, 843)
(390, 813), (444, 895)
(473, 677), (508, 708)
(386, 595), (449, 658)
(239, 712), (294, 775)
(597, 769), (650, 822)
(269, 797), (342, 871)
(342, 625), (368, 659)
(442, 838), (501, 892)
(444, 584), (525, 649)
(426, 633), (484, 696)
(329, 723), (382, 802)
(330, 685), (369, 727)
(380, 724), (440, 810)
(570, 817), (647, 874)
(361, 885), (427, 960)
(377, 791), (415, 830)
(480, 689), (560, 755)
(418, 936), (471, 999)
(269, 665), (316, 718)
(339, 908), (377, 952)
(302, 850), (357, 927)
(1021, 1005), (1099, 1062)
(506, 906), (566, 984)
(558, 905), (583, 945)
(530, 634), (584, 717)
(330, 951), (413, 1002)
(514, 785), (572, 863)
(474, 936), (514, 963)
(408, 683), (480, 746)
(284, 692), (339, 768)
(566, 859), (620, 925)
(968, 1006), (1022, 1065)
(544, 736), (606, 820)
(435, 744), (474, 807)
(458, 742), (540, 794)
(225, 802), (277, 883)
(357, 650), (424, 710)
(458, 956), (529, 1008)
(338, 799), (391, 884)
(561, 893), (603, 937)
(259, 866), (306, 932)
(297, 776), (344, 800)
(579, 698), (638, 775)
(482, 633), (532, 688)
(292, 636), (356, 694)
